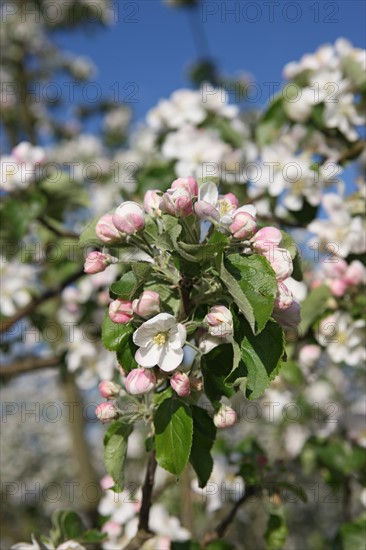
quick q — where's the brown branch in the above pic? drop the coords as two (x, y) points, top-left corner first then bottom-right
(38, 216), (79, 239)
(0, 268), (85, 335)
(123, 451), (158, 550)
(202, 485), (258, 546)
(0, 356), (61, 379)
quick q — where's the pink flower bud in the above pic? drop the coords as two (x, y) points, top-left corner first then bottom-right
(96, 214), (121, 243)
(204, 305), (233, 337)
(98, 380), (121, 399)
(100, 474), (114, 490)
(124, 367), (156, 395)
(144, 189), (162, 217)
(262, 247), (293, 281)
(84, 251), (111, 274)
(171, 176), (198, 197)
(132, 290), (160, 318)
(329, 278), (347, 297)
(112, 201), (145, 234)
(213, 404), (237, 428)
(109, 299), (133, 324)
(95, 402), (118, 423)
(170, 372), (191, 397)
(95, 214), (122, 243)
(160, 188), (193, 217)
(274, 282), (294, 310)
(298, 344), (321, 369)
(102, 521), (122, 538)
(251, 227), (282, 252)
(344, 260), (366, 286)
(272, 300), (300, 329)
(229, 207), (257, 239)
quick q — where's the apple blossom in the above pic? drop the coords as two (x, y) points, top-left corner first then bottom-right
(160, 187), (193, 217)
(132, 290), (160, 318)
(274, 282), (294, 310)
(171, 176), (198, 196)
(170, 372), (190, 397)
(112, 201), (145, 234)
(262, 247), (293, 281)
(133, 313), (186, 372)
(213, 404), (238, 428)
(204, 305), (233, 338)
(95, 402), (118, 423)
(251, 226), (283, 252)
(344, 260), (366, 286)
(229, 205), (257, 239)
(144, 189), (162, 217)
(298, 345), (321, 369)
(96, 214), (121, 243)
(98, 380), (121, 399)
(109, 299), (133, 324)
(84, 251), (113, 274)
(125, 367), (156, 395)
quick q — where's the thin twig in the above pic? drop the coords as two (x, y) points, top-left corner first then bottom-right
(0, 268), (85, 335)
(38, 216), (79, 239)
(202, 485), (258, 546)
(0, 356), (61, 379)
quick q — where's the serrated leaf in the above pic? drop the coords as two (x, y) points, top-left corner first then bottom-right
(104, 421), (132, 491)
(189, 405), (216, 488)
(154, 397), (193, 476)
(201, 344), (234, 404)
(240, 317), (285, 399)
(298, 285), (331, 336)
(50, 509), (85, 547)
(101, 311), (134, 352)
(110, 271), (138, 299)
(224, 254), (278, 333)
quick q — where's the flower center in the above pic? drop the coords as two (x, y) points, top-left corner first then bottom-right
(153, 332), (168, 345)
(219, 200), (232, 216)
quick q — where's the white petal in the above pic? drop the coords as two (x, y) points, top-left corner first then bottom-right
(199, 182), (218, 205)
(135, 343), (162, 367)
(158, 346), (184, 372)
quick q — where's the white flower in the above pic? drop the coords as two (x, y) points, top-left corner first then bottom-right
(324, 93), (364, 142)
(133, 313), (186, 372)
(316, 312), (366, 367)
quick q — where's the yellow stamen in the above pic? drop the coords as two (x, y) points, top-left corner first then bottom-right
(153, 332), (167, 345)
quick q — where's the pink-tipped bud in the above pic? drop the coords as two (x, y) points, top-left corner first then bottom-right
(204, 305), (233, 337)
(95, 402), (118, 423)
(273, 300), (301, 329)
(171, 176), (198, 197)
(98, 380), (121, 400)
(274, 282), (294, 310)
(124, 367), (156, 395)
(170, 372), (191, 397)
(329, 278), (347, 297)
(213, 404), (237, 429)
(262, 247), (293, 281)
(298, 344), (321, 369)
(109, 299), (133, 324)
(112, 201), (145, 234)
(144, 189), (162, 217)
(160, 188), (193, 217)
(132, 290), (160, 318)
(102, 521), (122, 538)
(251, 226), (282, 252)
(96, 214), (121, 243)
(344, 260), (366, 286)
(229, 206), (256, 239)
(84, 251), (111, 274)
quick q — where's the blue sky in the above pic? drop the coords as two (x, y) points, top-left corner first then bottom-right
(54, 0), (366, 122)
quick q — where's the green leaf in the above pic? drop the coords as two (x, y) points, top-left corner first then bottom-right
(224, 254), (278, 333)
(189, 406), (217, 488)
(280, 230), (302, 281)
(239, 318), (285, 399)
(132, 262), (153, 282)
(264, 512), (288, 550)
(171, 542), (201, 550)
(50, 509), (85, 546)
(338, 514), (366, 550)
(154, 397), (193, 476)
(79, 530), (108, 544)
(103, 420), (132, 491)
(177, 239), (228, 263)
(144, 280), (180, 316)
(116, 336), (138, 373)
(201, 344), (234, 404)
(110, 271), (138, 299)
(101, 311), (134, 352)
(156, 216), (182, 251)
(298, 285), (331, 336)
(219, 257), (255, 331)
